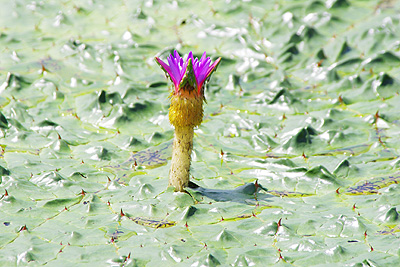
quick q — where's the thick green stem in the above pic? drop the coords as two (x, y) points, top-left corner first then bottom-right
(169, 126), (194, 192)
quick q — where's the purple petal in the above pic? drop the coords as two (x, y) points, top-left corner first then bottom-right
(188, 52), (221, 94)
(156, 50), (219, 95)
(201, 51), (208, 62)
(155, 57), (171, 74)
(158, 50), (188, 91)
(166, 56), (181, 89)
(206, 57), (221, 78)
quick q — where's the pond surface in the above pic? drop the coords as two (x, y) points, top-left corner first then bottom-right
(1, 0), (400, 265)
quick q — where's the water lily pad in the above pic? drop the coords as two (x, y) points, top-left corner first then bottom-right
(1, 0), (400, 265)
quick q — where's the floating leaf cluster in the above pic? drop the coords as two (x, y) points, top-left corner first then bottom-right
(1, 0), (400, 265)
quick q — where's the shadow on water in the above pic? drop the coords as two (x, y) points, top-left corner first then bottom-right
(187, 180), (273, 204)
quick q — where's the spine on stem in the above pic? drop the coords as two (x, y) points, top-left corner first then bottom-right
(169, 93), (203, 192)
(169, 126), (194, 191)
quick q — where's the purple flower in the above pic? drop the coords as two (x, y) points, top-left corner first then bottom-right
(190, 52), (221, 95)
(155, 50), (221, 96)
(155, 50), (191, 93)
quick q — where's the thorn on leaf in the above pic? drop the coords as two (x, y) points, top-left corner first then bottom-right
(255, 180), (259, 190)
(374, 111), (379, 120)
(336, 187), (341, 194)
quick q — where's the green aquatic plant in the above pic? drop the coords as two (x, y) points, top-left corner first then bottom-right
(155, 50), (221, 191)
(1, 0), (400, 265)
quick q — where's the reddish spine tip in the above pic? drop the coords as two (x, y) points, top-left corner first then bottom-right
(375, 111), (379, 119)
(41, 64), (47, 73)
(254, 180), (260, 191)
